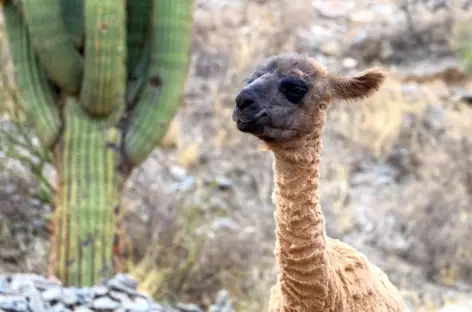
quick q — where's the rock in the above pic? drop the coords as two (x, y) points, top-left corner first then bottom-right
(75, 288), (93, 305)
(0, 274), (235, 312)
(211, 218), (238, 232)
(149, 303), (165, 311)
(48, 302), (67, 312)
(74, 307), (94, 312)
(171, 176), (195, 192)
(124, 296), (151, 311)
(25, 289), (46, 312)
(108, 291), (132, 305)
(91, 286), (109, 298)
(208, 290), (234, 312)
(41, 287), (62, 302)
(92, 297), (120, 310)
(174, 303), (202, 312)
(62, 288), (78, 306)
(214, 176), (232, 190)
(342, 57), (358, 69)
(114, 274), (137, 289)
(27, 275), (61, 291)
(0, 295), (28, 311)
(169, 166), (188, 181)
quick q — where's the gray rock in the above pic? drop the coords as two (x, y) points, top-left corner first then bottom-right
(25, 289), (46, 312)
(61, 288), (78, 306)
(131, 297), (151, 310)
(211, 218), (238, 232)
(91, 286), (109, 298)
(108, 291), (131, 304)
(175, 303), (202, 312)
(106, 279), (133, 295)
(0, 276), (7, 292)
(92, 297), (120, 310)
(214, 176), (232, 190)
(0, 274), (221, 312)
(23, 275), (60, 291)
(75, 288), (93, 305)
(114, 274), (138, 290)
(169, 166), (188, 181)
(41, 287), (62, 302)
(0, 296), (29, 311)
(208, 290), (234, 312)
(149, 303), (165, 312)
(47, 302), (67, 312)
(74, 307), (94, 312)
(342, 57), (358, 69)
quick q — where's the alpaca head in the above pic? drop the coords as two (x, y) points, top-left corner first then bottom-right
(232, 53), (387, 149)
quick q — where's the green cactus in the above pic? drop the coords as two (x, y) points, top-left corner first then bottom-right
(1, 0), (193, 286)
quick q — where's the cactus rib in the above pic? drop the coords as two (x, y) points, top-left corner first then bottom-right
(123, 0), (193, 166)
(126, 0), (152, 76)
(126, 42), (151, 107)
(21, 0), (83, 93)
(80, 0), (126, 116)
(2, 2), (61, 148)
(60, 0), (84, 48)
(55, 98), (119, 286)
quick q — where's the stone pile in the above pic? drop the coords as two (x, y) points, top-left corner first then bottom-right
(0, 274), (234, 312)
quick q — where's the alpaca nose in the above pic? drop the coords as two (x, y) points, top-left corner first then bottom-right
(235, 88), (258, 109)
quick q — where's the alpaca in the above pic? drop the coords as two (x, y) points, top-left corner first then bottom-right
(232, 53), (407, 312)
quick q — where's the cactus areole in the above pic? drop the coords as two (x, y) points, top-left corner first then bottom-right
(2, 0), (193, 286)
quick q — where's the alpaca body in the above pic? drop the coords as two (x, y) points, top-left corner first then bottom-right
(269, 238), (405, 312)
(232, 53), (406, 312)
(267, 134), (405, 312)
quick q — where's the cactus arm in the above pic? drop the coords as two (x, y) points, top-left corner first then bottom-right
(20, 0), (83, 93)
(60, 0), (84, 48)
(53, 98), (119, 286)
(80, 0), (126, 117)
(126, 0), (152, 76)
(123, 0), (193, 166)
(2, 2), (61, 148)
(125, 0), (152, 107)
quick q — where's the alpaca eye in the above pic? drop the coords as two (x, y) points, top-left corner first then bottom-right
(279, 77), (308, 103)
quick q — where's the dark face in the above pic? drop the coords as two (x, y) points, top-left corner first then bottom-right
(233, 53), (387, 144)
(232, 54), (327, 143)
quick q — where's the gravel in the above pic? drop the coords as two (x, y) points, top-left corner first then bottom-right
(0, 274), (234, 312)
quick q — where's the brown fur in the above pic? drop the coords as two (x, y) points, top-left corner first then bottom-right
(233, 53), (406, 312)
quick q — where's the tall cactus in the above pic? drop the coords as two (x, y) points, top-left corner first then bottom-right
(2, 0), (193, 286)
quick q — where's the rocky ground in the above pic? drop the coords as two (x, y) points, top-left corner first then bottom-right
(1, 0), (472, 311)
(0, 274), (233, 312)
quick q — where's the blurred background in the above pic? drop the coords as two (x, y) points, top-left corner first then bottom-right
(1, 0), (472, 311)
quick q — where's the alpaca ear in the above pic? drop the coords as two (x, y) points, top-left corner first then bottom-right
(328, 68), (387, 101)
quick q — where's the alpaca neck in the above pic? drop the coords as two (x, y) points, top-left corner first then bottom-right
(271, 122), (331, 308)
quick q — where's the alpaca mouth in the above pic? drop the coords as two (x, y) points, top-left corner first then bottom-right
(236, 119), (264, 133)
(238, 108), (268, 123)
(235, 110), (269, 133)
(234, 108), (268, 123)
